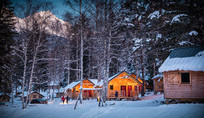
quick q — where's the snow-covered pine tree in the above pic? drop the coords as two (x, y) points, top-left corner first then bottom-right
(0, 0), (16, 98)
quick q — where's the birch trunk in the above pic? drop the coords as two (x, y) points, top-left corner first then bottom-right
(25, 36), (41, 108)
(79, 0), (83, 104)
(25, 50), (37, 108)
(22, 43), (27, 109)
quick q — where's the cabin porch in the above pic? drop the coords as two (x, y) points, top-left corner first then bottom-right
(107, 90), (139, 100)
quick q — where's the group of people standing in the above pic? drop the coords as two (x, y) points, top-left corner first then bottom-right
(61, 95), (69, 104)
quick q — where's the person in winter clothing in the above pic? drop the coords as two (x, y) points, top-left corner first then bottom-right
(115, 91), (118, 100)
(66, 95), (69, 104)
(61, 96), (65, 104)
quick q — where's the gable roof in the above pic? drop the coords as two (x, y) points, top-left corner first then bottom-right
(169, 47), (204, 58)
(88, 79), (103, 87)
(64, 81), (81, 90)
(30, 92), (44, 97)
(159, 47), (204, 72)
(108, 71), (142, 85)
(108, 71), (129, 82)
(130, 74), (143, 84)
(152, 74), (163, 80)
(64, 79), (95, 90)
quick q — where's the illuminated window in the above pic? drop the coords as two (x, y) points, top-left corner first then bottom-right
(110, 85), (113, 90)
(181, 73), (190, 84)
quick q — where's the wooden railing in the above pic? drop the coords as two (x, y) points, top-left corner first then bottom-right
(108, 90), (138, 98)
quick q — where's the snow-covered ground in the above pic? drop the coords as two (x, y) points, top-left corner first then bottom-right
(1, 93), (204, 118)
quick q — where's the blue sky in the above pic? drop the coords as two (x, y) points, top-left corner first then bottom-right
(11, 0), (74, 20)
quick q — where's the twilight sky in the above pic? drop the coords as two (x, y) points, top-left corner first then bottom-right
(11, 0), (73, 20)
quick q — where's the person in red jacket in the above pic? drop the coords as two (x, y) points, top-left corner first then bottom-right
(61, 96), (65, 104)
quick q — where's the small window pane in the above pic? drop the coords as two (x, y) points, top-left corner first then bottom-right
(110, 85), (113, 90)
(181, 73), (190, 84)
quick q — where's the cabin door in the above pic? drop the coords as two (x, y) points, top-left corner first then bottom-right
(134, 86), (137, 91)
(88, 90), (92, 97)
(139, 85), (142, 93)
(121, 86), (126, 97)
(128, 86), (132, 97)
(84, 90), (92, 98)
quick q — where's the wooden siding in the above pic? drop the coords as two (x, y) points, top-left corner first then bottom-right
(107, 71), (139, 99)
(0, 95), (10, 102)
(29, 92), (44, 101)
(67, 79), (96, 99)
(163, 71), (204, 100)
(153, 77), (163, 94)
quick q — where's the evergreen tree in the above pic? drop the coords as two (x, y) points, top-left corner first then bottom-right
(0, 0), (16, 94)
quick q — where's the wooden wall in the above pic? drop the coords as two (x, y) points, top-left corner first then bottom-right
(154, 77), (163, 94)
(29, 93), (44, 101)
(163, 71), (204, 100)
(0, 95), (10, 102)
(107, 71), (139, 99)
(67, 79), (95, 99)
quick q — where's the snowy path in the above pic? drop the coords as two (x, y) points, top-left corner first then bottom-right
(1, 94), (204, 118)
(140, 92), (163, 100)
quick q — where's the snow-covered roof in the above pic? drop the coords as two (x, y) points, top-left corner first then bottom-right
(88, 79), (98, 85)
(31, 91), (44, 97)
(159, 47), (204, 72)
(95, 80), (103, 87)
(83, 88), (102, 90)
(152, 74), (163, 80)
(64, 81), (80, 90)
(88, 79), (103, 87)
(108, 71), (125, 81)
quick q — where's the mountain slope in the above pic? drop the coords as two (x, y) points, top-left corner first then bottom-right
(15, 11), (71, 38)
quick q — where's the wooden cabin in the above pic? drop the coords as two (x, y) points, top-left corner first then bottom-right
(29, 92), (44, 101)
(159, 47), (204, 101)
(107, 71), (141, 100)
(0, 94), (10, 102)
(65, 79), (96, 99)
(152, 74), (163, 94)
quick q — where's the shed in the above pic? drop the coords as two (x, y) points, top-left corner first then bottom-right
(159, 47), (204, 101)
(0, 94), (10, 102)
(152, 74), (163, 94)
(29, 92), (44, 101)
